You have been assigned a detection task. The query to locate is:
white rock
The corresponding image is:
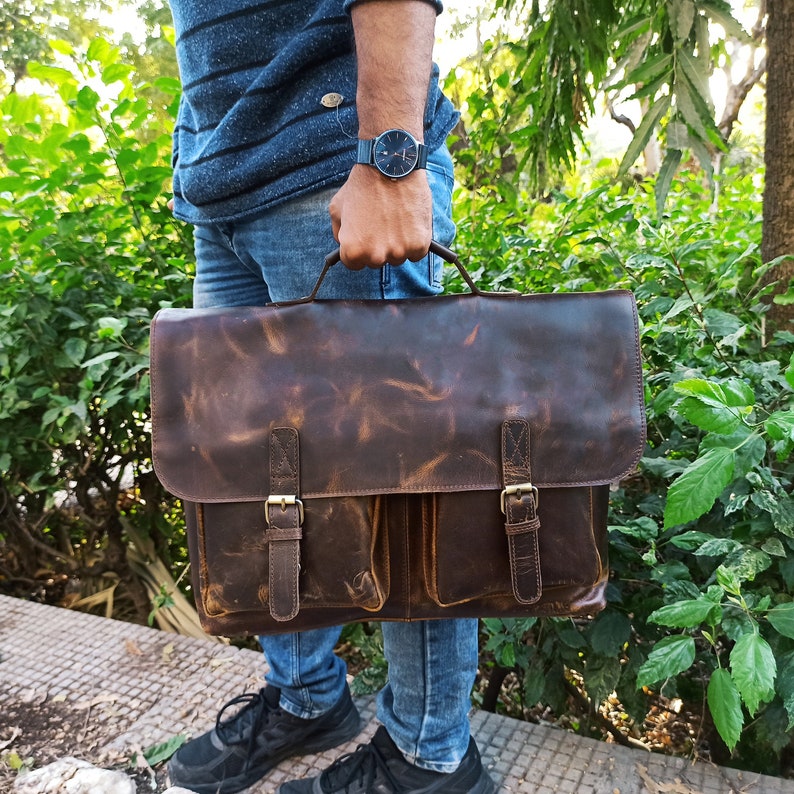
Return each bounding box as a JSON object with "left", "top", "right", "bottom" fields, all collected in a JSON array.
[
  {"left": 14, "top": 757, "right": 136, "bottom": 794},
  {"left": 162, "top": 789, "right": 198, "bottom": 794}
]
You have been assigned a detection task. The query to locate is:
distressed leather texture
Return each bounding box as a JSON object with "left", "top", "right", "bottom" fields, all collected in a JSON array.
[{"left": 150, "top": 279, "right": 645, "bottom": 636}]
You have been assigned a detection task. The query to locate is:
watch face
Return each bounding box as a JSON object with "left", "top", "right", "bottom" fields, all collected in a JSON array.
[{"left": 373, "top": 129, "right": 419, "bottom": 178}]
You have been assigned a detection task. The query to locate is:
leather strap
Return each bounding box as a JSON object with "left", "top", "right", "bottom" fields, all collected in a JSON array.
[
  {"left": 501, "top": 419, "right": 542, "bottom": 604},
  {"left": 266, "top": 427, "right": 303, "bottom": 621}
]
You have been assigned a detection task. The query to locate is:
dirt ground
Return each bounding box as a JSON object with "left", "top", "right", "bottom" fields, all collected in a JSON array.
[{"left": 1, "top": 690, "right": 170, "bottom": 792}]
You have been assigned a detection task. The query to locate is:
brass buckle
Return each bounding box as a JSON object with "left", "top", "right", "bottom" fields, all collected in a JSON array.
[
  {"left": 265, "top": 495, "right": 305, "bottom": 526},
  {"left": 500, "top": 482, "right": 539, "bottom": 514}
]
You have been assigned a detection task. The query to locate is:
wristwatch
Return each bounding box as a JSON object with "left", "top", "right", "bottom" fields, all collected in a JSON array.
[{"left": 356, "top": 129, "right": 428, "bottom": 179}]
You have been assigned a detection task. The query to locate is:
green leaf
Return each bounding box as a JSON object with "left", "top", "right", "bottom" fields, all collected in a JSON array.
[
  {"left": 618, "top": 93, "right": 672, "bottom": 176},
  {"left": 26, "top": 62, "right": 75, "bottom": 87},
  {"left": 716, "top": 565, "right": 742, "bottom": 596},
  {"left": 77, "top": 86, "right": 101, "bottom": 112},
  {"left": 87, "top": 38, "right": 116, "bottom": 68},
  {"left": 732, "top": 547, "right": 773, "bottom": 581},
  {"left": 50, "top": 40, "right": 75, "bottom": 56},
  {"left": 669, "top": 530, "right": 715, "bottom": 550},
  {"left": 669, "top": 0, "right": 696, "bottom": 44},
  {"left": 677, "top": 396, "right": 742, "bottom": 434},
  {"left": 102, "top": 63, "right": 134, "bottom": 86},
  {"left": 664, "top": 447, "right": 735, "bottom": 528},
  {"left": 674, "top": 377, "right": 754, "bottom": 411},
  {"left": 708, "top": 668, "right": 743, "bottom": 751},
  {"left": 654, "top": 148, "right": 682, "bottom": 216},
  {"left": 649, "top": 598, "right": 721, "bottom": 628},
  {"left": 720, "top": 378, "right": 755, "bottom": 407},
  {"left": 730, "top": 633, "right": 776, "bottom": 715},
  {"left": 584, "top": 655, "right": 622, "bottom": 706},
  {"left": 153, "top": 76, "right": 183, "bottom": 95},
  {"left": 636, "top": 635, "right": 696, "bottom": 688},
  {"left": 768, "top": 603, "right": 794, "bottom": 640},
  {"left": 587, "top": 610, "right": 632, "bottom": 656},
  {"left": 776, "top": 652, "right": 794, "bottom": 731},
  {"left": 765, "top": 410, "right": 794, "bottom": 443},
  {"left": 678, "top": 49, "right": 712, "bottom": 108},
  {"left": 760, "top": 537, "right": 786, "bottom": 558},
  {"left": 771, "top": 497, "right": 794, "bottom": 538},
  {"left": 694, "top": 538, "right": 742, "bottom": 557},
  {"left": 625, "top": 53, "right": 673, "bottom": 87},
  {"left": 64, "top": 338, "right": 87, "bottom": 366},
  {"left": 666, "top": 120, "right": 689, "bottom": 150},
  {"left": 785, "top": 352, "right": 794, "bottom": 390},
  {"left": 614, "top": 14, "right": 653, "bottom": 38},
  {"left": 701, "top": 428, "right": 765, "bottom": 479},
  {"left": 674, "top": 68, "right": 725, "bottom": 150},
  {"left": 700, "top": 0, "right": 749, "bottom": 39},
  {"left": 142, "top": 734, "right": 188, "bottom": 766},
  {"left": 97, "top": 316, "right": 128, "bottom": 338},
  {"left": 500, "top": 643, "right": 516, "bottom": 668},
  {"left": 82, "top": 351, "right": 120, "bottom": 368}
]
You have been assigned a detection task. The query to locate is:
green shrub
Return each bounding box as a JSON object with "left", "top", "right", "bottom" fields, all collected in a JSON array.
[
  {"left": 450, "top": 161, "right": 794, "bottom": 773},
  {"left": 0, "top": 39, "right": 192, "bottom": 620}
]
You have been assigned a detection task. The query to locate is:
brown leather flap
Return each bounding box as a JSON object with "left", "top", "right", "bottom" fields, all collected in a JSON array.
[{"left": 150, "top": 290, "right": 645, "bottom": 503}]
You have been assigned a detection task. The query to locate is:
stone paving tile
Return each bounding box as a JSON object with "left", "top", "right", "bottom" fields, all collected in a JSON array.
[{"left": 1, "top": 594, "right": 792, "bottom": 794}]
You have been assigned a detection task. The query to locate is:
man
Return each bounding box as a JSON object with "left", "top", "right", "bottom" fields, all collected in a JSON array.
[{"left": 164, "top": 1, "right": 495, "bottom": 792}]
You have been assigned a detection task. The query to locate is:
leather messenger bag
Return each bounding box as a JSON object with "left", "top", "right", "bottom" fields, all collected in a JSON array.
[{"left": 150, "top": 244, "right": 646, "bottom": 636}]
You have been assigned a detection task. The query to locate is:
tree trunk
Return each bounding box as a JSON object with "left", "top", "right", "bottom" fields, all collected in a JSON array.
[{"left": 761, "top": 0, "right": 794, "bottom": 335}]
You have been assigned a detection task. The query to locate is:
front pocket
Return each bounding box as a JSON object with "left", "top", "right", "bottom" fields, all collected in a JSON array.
[
  {"left": 193, "top": 495, "right": 389, "bottom": 618},
  {"left": 424, "top": 487, "right": 607, "bottom": 606}
]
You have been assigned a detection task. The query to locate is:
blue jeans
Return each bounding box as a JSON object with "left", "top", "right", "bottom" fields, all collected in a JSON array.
[{"left": 191, "top": 147, "right": 479, "bottom": 773}]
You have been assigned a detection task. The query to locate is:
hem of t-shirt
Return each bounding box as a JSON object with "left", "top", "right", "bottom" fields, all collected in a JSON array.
[
  {"left": 343, "top": 0, "right": 443, "bottom": 14},
  {"left": 173, "top": 133, "right": 457, "bottom": 228},
  {"left": 172, "top": 169, "right": 350, "bottom": 227}
]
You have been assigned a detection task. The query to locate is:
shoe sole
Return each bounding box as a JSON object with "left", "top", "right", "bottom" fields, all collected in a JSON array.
[
  {"left": 169, "top": 700, "right": 363, "bottom": 794},
  {"left": 413, "top": 766, "right": 499, "bottom": 794},
  {"left": 471, "top": 768, "right": 499, "bottom": 794},
  {"left": 276, "top": 740, "right": 500, "bottom": 794}
]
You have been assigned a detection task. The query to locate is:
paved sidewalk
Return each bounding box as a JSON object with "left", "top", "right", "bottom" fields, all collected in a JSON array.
[{"left": 1, "top": 594, "right": 791, "bottom": 794}]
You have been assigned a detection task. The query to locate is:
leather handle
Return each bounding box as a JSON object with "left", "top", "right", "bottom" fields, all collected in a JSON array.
[{"left": 281, "top": 241, "right": 486, "bottom": 305}]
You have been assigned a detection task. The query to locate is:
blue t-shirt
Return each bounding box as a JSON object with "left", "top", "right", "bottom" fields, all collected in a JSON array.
[{"left": 167, "top": 0, "right": 459, "bottom": 225}]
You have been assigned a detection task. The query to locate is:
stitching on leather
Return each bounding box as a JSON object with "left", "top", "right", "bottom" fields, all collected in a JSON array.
[
  {"left": 503, "top": 419, "right": 530, "bottom": 475},
  {"left": 509, "top": 530, "right": 541, "bottom": 604},
  {"left": 270, "top": 428, "right": 298, "bottom": 491},
  {"left": 288, "top": 541, "right": 299, "bottom": 619},
  {"left": 369, "top": 495, "right": 387, "bottom": 610},
  {"left": 196, "top": 503, "right": 221, "bottom": 617}
]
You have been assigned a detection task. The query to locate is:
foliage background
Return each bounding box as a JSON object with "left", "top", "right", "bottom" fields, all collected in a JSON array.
[{"left": 1, "top": 0, "right": 793, "bottom": 780}]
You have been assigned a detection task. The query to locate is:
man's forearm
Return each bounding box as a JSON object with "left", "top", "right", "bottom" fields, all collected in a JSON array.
[
  {"left": 331, "top": 0, "right": 440, "bottom": 269},
  {"left": 351, "top": 0, "right": 438, "bottom": 141}
]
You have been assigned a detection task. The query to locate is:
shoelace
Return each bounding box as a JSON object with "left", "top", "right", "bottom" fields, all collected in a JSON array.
[
  {"left": 215, "top": 689, "right": 273, "bottom": 770},
  {"left": 322, "top": 738, "right": 405, "bottom": 793}
]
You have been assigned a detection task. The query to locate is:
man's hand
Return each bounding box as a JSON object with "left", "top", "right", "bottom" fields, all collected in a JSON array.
[
  {"left": 330, "top": 165, "right": 433, "bottom": 270},
  {"left": 332, "top": 0, "right": 437, "bottom": 270}
]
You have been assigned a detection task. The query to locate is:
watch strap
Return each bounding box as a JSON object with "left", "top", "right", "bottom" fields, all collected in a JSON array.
[{"left": 356, "top": 137, "right": 374, "bottom": 166}]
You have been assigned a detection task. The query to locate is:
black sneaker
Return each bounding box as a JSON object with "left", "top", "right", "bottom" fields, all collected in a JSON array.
[
  {"left": 278, "top": 725, "right": 497, "bottom": 793},
  {"left": 167, "top": 685, "right": 362, "bottom": 794}
]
